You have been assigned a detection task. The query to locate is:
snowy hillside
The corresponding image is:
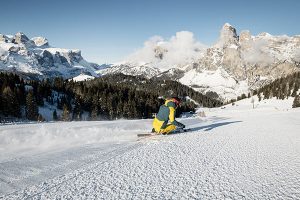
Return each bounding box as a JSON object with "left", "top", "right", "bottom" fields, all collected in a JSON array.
[
  {"left": 0, "top": 32, "right": 100, "bottom": 79},
  {"left": 179, "top": 68, "right": 249, "bottom": 100},
  {"left": 1, "top": 98, "right": 300, "bottom": 199}
]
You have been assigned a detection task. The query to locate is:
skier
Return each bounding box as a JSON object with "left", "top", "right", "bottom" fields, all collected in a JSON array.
[{"left": 152, "top": 97, "right": 185, "bottom": 134}]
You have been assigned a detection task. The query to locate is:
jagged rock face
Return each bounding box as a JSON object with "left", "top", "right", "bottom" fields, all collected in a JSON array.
[
  {"left": 239, "top": 30, "right": 252, "bottom": 48},
  {"left": 31, "top": 37, "right": 49, "bottom": 47},
  {"left": 68, "top": 50, "right": 83, "bottom": 63},
  {"left": 8, "top": 46, "right": 21, "bottom": 53},
  {"left": 0, "top": 32, "right": 99, "bottom": 79},
  {"left": 37, "top": 50, "right": 54, "bottom": 67},
  {"left": 53, "top": 52, "right": 69, "bottom": 66},
  {"left": 197, "top": 24, "right": 245, "bottom": 79},
  {"left": 0, "top": 34, "right": 8, "bottom": 42},
  {"left": 223, "top": 47, "right": 244, "bottom": 78},
  {"left": 195, "top": 23, "right": 300, "bottom": 83},
  {"left": 14, "top": 32, "right": 30, "bottom": 44},
  {"left": 218, "top": 23, "right": 239, "bottom": 47},
  {"left": 239, "top": 30, "right": 251, "bottom": 43}
]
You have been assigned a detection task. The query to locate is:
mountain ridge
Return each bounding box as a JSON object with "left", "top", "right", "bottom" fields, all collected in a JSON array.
[
  {"left": 0, "top": 32, "right": 101, "bottom": 79},
  {"left": 99, "top": 23, "right": 300, "bottom": 100}
]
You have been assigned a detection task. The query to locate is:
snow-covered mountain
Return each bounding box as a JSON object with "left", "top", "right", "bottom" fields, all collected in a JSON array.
[
  {"left": 98, "top": 23, "right": 300, "bottom": 100},
  {"left": 0, "top": 32, "right": 101, "bottom": 79}
]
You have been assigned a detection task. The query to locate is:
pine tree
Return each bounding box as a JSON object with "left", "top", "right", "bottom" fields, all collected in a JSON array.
[
  {"left": 292, "top": 95, "right": 300, "bottom": 108},
  {"left": 26, "top": 90, "right": 39, "bottom": 120},
  {"left": 90, "top": 95, "right": 99, "bottom": 120},
  {"left": 62, "top": 104, "right": 70, "bottom": 121},
  {"left": 292, "top": 83, "right": 299, "bottom": 97},
  {"left": 241, "top": 93, "right": 247, "bottom": 99},
  {"left": 284, "top": 82, "right": 290, "bottom": 99},
  {"left": 72, "top": 96, "right": 82, "bottom": 121},
  {"left": 91, "top": 105, "right": 98, "bottom": 120},
  {"left": 1, "top": 86, "right": 21, "bottom": 117},
  {"left": 37, "top": 114, "right": 45, "bottom": 122},
  {"left": 258, "top": 93, "right": 262, "bottom": 101},
  {"left": 53, "top": 109, "right": 58, "bottom": 121}
]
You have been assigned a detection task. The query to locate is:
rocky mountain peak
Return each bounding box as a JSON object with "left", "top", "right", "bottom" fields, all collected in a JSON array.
[
  {"left": 31, "top": 37, "right": 49, "bottom": 47},
  {"left": 239, "top": 30, "right": 252, "bottom": 42},
  {"left": 14, "top": 32, "right": 30, "bottom": 44},
  {"left": 103, "top": 23, "right": 300, "bottom": 100},
  {"left": 0, "top": 32, "right": 99, "bottom": 79},
  {"left": 217, "top": 23, "right": 239, "bottom": 47},
  {"left": 154, "top": 46, "right": 167, "bottom": 60},
  {"left": 0, "top": 34, "right": 8, "bottom": 42}
]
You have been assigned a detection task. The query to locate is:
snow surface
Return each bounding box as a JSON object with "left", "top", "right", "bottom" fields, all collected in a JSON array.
[
  {"left": 179, "top": 68, "right": 249, "bottom": 100},
  {"left": 0, "top": 98, "right": 300, "bottom": 199},
  {"left": 71, "top": 74, "right": 95, "bottom": 82}
]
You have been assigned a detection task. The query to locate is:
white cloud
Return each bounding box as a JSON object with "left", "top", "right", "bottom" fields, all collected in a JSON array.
[
  {"left": 293, "top": 48, "right": 300, "bottom": 62},
  {"left": 242, "top": 38, "right": 275, "bottom": 66},
  {"left": 125, "top": 31, "right": 206, "bottom": 70}
]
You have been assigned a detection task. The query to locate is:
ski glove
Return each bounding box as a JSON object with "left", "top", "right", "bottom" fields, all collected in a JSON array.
[{"left": 172, "top": 120, "right": 185, "bottom": 128}]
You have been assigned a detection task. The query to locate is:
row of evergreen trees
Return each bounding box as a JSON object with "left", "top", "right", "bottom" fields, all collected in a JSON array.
[
  {"left": 257, "top": 72, "right": 300, "bottom": 100},
  {"left": 0, "top": 73, "right": 42, "bottom": 121},
  {"left": 257, "top": 71, "right": 300, "bottom": 108},
  {"left": 53, "top": 73, "right": 222, "bottom": 120},
  {"left": 92, "top": 74, "right": 223, "bottom": 108},
  {"left": 0, "top": 72, "right": 223, "bottom": 122},
  {"left": 229, "top": 71, "right": 300, "bottom": 108}
]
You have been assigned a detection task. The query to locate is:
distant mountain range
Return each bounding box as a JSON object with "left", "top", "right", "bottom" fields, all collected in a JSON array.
[
  {"left": 99, "top": 23, "right": 300, "bottom": 100},
  {"left": 1, "top": 23, "right": 300, "bottom": 100},
  {"left": 0, "top": 32, "right": 110, "bottom": 80}
]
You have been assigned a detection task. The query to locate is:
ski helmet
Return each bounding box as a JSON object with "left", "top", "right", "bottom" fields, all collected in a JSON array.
[{"left": 172, "top": 97, "right": 181, "bottom": 106}]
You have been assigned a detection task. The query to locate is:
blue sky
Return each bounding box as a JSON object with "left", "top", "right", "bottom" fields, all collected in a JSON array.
[{"left": 1, "top": 0, "right": 300, "bottom": 64}]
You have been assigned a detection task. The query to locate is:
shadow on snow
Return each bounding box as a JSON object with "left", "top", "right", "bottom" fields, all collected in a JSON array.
[{"left": 189, "top": 121, "right": 242, "bottom": 132}]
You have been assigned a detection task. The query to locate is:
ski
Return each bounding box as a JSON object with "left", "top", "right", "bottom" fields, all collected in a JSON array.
[
  {"left": 137, "top": 133, "right": 156, "bottom": 137},
  {"left": 137, "top": 128, "right": 192, "bottom": 137},
  {"left": 169, "top": 128, "right": 192, "bottom": 134}
]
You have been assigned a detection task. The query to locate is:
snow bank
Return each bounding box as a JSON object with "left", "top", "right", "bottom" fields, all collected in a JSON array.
[{"left": 0, "top": 120, "right": 151, "bottom": 159}]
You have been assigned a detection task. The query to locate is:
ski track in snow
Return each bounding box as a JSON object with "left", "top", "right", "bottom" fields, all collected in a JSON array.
[{"left": 1, "top": 102, "right": 300, "bottom": 199}]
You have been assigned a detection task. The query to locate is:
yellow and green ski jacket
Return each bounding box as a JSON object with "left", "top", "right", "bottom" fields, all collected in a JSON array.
[{"left": 155, "top": 99, "right": 184, "bottom": 129}]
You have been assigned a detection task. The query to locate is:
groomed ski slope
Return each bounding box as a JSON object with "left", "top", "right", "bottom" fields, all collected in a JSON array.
[{"left": 1, "top": 97, "right": 300, "bottom": 199}]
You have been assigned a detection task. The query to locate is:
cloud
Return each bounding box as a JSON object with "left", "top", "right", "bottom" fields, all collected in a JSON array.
[
  {"left": 293, "top": 48, "right": 300, "bottom": 62},
  {"left": 242, "top": 38, "right": 275, "bottom": 66},
  {"left": 125, "top": 31, "right": 206, "bottom": 70}
]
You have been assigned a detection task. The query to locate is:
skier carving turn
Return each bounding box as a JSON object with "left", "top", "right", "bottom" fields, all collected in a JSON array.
[{"left": 152, "top": 97, "right": 186, "bottom": 135}]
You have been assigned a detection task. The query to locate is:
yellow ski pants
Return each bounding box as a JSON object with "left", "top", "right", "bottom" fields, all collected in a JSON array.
[{"left": 152, "top": 118, "right": 176, "bottom": 134}]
